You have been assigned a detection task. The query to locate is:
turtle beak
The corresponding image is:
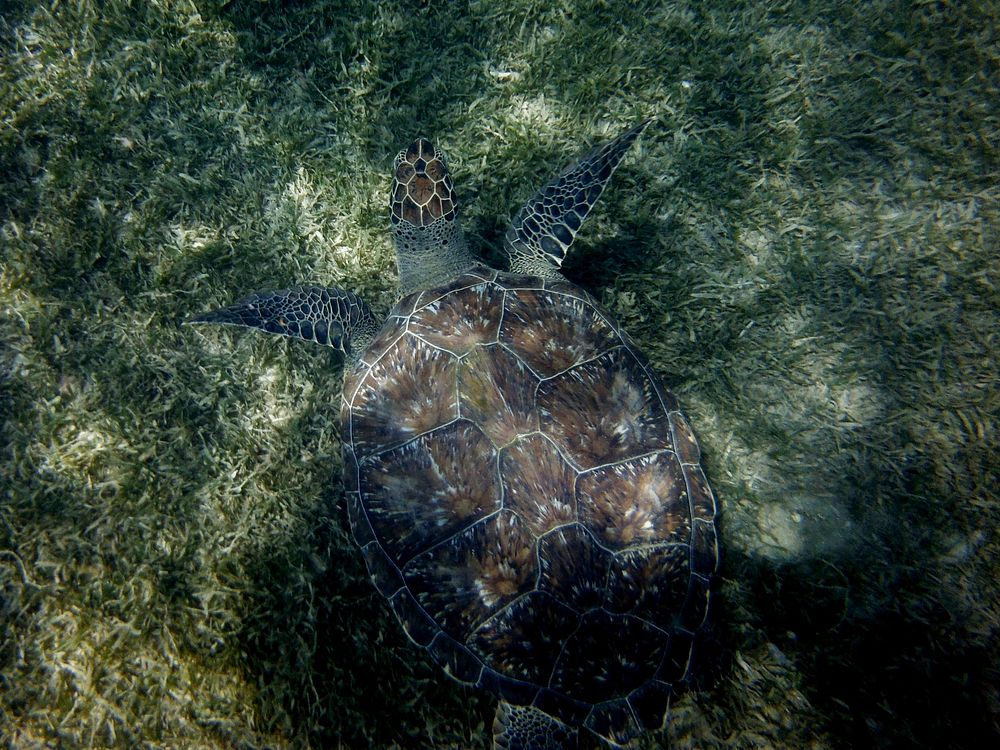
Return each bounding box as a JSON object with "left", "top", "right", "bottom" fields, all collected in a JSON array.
[
  {"left": 392, "top": 137, "right": 435, "bottom": 171},
  {"left": 405, "top": 137, "right": 436, "bottom": 163}
]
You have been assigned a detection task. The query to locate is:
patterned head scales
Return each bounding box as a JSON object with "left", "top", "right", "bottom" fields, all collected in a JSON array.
[{"left": 391, "top": 138, "right": 457, "bottom": 230}]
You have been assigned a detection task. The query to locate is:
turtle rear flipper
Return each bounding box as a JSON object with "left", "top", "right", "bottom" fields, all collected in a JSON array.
[
  {"left": 493, "top": 701, "right": 579, "bottom": 750},
  {"left": 504, "top": 119, "right": 652, "bottom": 278},
  {"left": 187, "top": 286, "right": 379, "bottom": 361}
]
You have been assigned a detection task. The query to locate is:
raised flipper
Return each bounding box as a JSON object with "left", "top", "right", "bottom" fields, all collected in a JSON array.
[
  {"left": 493, "top": 701, "right": 578, "bottom": 750},
  {"left": 187, "top": 286, "right": 380, "bottom": 361},
  {"left": 504, "top": 119, "right": 652, "bottom": 278}
]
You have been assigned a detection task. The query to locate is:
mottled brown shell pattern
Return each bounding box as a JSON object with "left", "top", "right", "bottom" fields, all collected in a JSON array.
[{"left": 341, "top": 264, "right": 718, "bottom": 740}]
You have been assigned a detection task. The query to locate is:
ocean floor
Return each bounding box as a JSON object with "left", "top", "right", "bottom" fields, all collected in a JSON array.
[{"left": 2, "top": 1, "right": 998, "bottom": 747}]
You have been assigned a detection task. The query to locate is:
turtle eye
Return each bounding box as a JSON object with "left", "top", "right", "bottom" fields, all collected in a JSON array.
[
  {"left": 425, "top": 158, "right": 446, "bottom": 181},
  {"left": 396, "top": 162, "right": 416, "bottom": 183}
]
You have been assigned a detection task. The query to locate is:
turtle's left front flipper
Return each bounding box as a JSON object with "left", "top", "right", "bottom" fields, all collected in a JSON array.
[
  {"left": 188, "top": 286, "right": 379, "bottom": 360},
  {"left": 504, "top": 118, "right": 652, "bottom": 278},
  {"left": 493, "top": 702, "right": 578, "bottom": 750}
]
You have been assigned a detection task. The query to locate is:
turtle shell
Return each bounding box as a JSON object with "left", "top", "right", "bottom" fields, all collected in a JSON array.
[{"left": 341, "top": 264, "right": 718, "bottom": 743}]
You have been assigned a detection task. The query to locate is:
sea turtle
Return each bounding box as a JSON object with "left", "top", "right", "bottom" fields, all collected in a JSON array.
[{"left": 190, "top": 121, "right": 719, "bottom": 749}]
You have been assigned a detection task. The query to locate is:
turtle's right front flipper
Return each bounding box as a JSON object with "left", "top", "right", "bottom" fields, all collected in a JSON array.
[
  {"left": 188, "top": 286, "right": 379, "bottom": 360},
  {"left": 504, "top": 119, "right": 652, "bottom": 278}
]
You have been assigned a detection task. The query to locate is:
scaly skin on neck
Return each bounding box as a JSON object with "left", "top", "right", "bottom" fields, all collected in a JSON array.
[{"left": 394, "top": 218, "right": 479, "bottom": 295}]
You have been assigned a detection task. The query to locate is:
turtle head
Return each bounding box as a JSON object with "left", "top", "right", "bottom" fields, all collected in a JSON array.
[
  {"left": 390, "top": 138, "right": 458, "bottom": 228},
  {"left": 389, "top": 137, "right": 476, "bottom": 294}
]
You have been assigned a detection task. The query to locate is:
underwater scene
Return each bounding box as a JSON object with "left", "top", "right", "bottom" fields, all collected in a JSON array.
[{"left": 1, "top": 0, "right": 997, "bottom": 747}]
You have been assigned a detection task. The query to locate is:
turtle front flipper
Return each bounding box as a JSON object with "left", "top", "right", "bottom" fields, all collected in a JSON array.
[
  {"left": 504, "top": 119, "right": 652, "bottom": 278},
  {"left": 187, "top": 286, "right": 379, "bottom": 361},
  {"left": 493, "top": 702, "right": 578, "bottom": 750}
]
